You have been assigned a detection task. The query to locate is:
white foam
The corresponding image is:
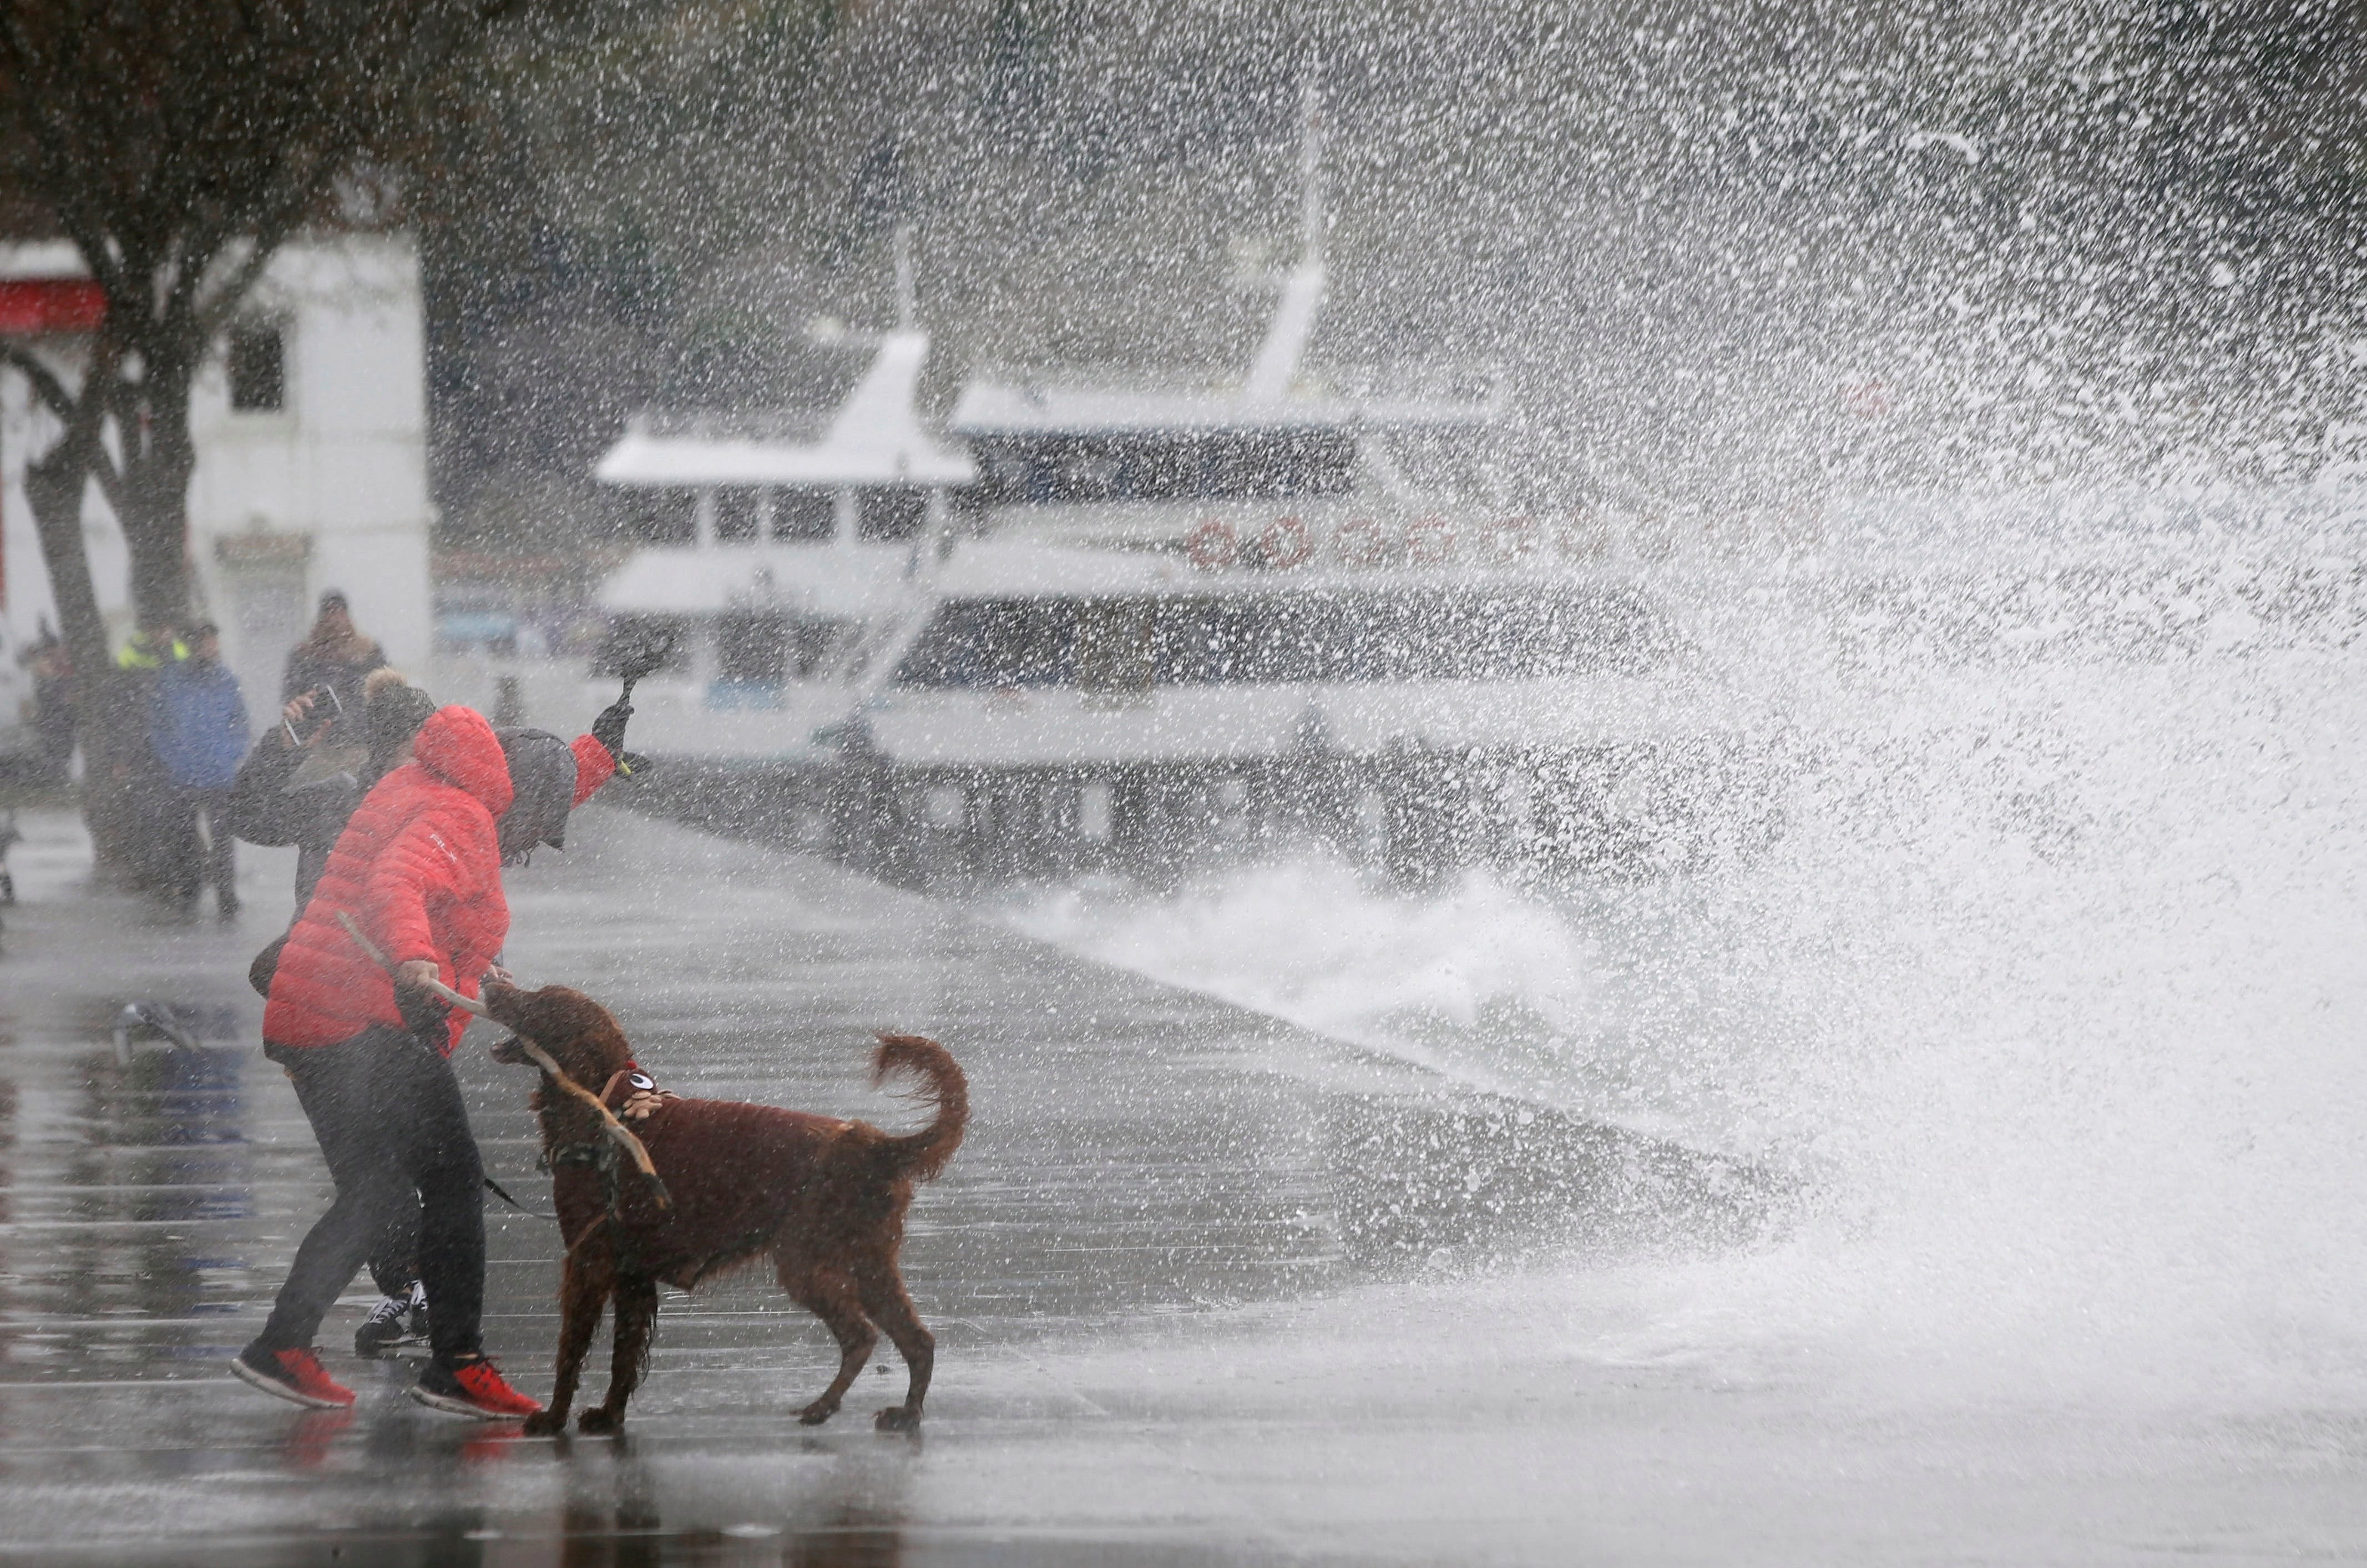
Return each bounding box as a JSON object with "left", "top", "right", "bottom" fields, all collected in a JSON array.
[
  {"left": 1002, "top": 492, "right": 2367, "bottom": 1411},
  {"left": 1007, "top": 856, "right": 1612, "bottom": 1107}
]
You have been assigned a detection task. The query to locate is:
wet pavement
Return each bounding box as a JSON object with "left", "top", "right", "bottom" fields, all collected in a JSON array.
[
  {"left": 0, "top": 805, "right": 1767, "bottom": 1566},
  {"left": 7, "top": 806, "right": 2358, "bottom": 1566}
]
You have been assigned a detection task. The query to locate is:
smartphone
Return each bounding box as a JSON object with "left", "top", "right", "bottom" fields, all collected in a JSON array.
[{"left": 281, "top": 684, "right": 348, "bottom": 746}]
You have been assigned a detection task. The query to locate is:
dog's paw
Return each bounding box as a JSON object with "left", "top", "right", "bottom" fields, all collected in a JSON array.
[
  {"left": 873, "top": 1406, "right": 920, "bottom": 1434},
  {"left": 576, "top": 1407, "right": 621, "bottom": 1435},
  {"left": 797, "top": 1400, "right": 838, "bottom": 1426},
  {"left": 522, "top": 1409, "right": 567, "bottom": 1438}
]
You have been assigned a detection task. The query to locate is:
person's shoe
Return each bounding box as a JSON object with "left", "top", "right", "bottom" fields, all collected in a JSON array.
[
  {"left": 409, "top": 1356, "right": 542, "bottom": 1421},
  {"left": 231, "top": 1343, "right": 355, "bottom": 1410},
  {"left": 354, "top": 1282, "right": 429, "bottom": 1357}
]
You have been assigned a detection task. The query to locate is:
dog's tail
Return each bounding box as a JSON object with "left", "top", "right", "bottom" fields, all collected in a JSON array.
[{"left": 870, "top": 1034, "right": 968, "bottom": 1183}]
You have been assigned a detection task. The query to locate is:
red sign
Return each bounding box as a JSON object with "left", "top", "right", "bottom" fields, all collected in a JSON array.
[
  {"left": 1258, "top": 515, "right": 1313, "bottom": 570},
  {"left": 1186, "top": 518, "right": 1238, "bottom": 570},
  {"left": 0, "top": 278, "right": 105, "bottom": 335}
]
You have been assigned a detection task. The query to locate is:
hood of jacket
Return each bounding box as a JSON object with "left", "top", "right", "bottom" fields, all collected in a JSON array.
[
  {"left": 412, "top": 705, "right": 514, "bottom": 818},
  {"left": 496, "top": 727, "right": 578, "bottom": 858}
]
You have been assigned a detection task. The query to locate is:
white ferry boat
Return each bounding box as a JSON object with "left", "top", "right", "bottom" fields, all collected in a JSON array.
[{"left": 538, "top": 147, "right": 1770, "bottom": 885}]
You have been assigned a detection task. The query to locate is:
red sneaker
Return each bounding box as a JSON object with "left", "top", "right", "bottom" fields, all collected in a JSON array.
[
  {"left": 231, "top": 1344, "right": 356, "bottom": 1410},
  {"left": 409, "top": 1356, "right": 543, "bottom": 1420}
]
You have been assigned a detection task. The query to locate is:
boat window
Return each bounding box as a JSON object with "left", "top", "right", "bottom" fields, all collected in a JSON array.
[
  {"left": 893, "top": 599, "right": 1080, "bottom": 687},
  {"left": 717, "top": 611, "right": 793, "bottom": 687},
  {"left": 859, "top": 489, "right": 929, "bottom": 539},
  {"left": 774, "top": 489, "right": 836, "bottom": 540},
  {"left": 894, "top": 589, "right": 1671, "bottom": 688},
  {"left": 1374, "top": 427, "right": 1492, "bottom": 500},
  {"left": 1075, "top": 598, "right": 1156, "bottom": 692},
  {"left": 620, "top": 489, "right": 699, "bottom": 543},
  {"left": 715, "top": 488, "right": 762, "bottom": 542},
  {"left": 970, "top": 432, "right": 1358, "bottom": 505}
]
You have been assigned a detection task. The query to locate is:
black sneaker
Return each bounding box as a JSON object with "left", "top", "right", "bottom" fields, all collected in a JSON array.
[{"left": 354, "top": 1282, "right": 429, "bottom": 1357}]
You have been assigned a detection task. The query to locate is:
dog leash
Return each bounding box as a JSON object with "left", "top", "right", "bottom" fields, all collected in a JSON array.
[{"left": 483, "top": 1175, "right": 556, "bottom": 1221}]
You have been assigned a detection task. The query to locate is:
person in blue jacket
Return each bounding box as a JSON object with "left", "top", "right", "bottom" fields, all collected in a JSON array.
[{"left": 150, "top": 622, "right": 251, "bottom": 918}]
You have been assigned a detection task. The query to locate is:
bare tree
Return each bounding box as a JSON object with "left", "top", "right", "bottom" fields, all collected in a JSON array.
[{"left": 0, "top": 0, "right": 524, "bottom": 877}]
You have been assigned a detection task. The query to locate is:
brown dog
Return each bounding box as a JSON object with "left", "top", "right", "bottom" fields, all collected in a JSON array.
[{"left": 476, "top": 980, "right": 967, "bottom": 1437}]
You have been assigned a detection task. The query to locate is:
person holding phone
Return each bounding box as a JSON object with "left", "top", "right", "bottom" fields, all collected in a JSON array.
[
  {"left": 221, "top": 668, "right": 437, "bottom": 916},
  {"left": 281, "top": 590, "right": 387, "bottom": 714}
]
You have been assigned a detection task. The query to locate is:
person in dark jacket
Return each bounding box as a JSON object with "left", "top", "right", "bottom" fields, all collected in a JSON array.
[
  {"left": 280, "top": 590, "right": 387, "bottom": 712},
  {"left": 24, "top": 630, "right": 75, "bottom": 785},
  {"left": 231, "top": 700, "right": 633, "bottom": 1417},
  {"left": 222, "top": 667, "right": 438, "bottom": 919},
  {"left": 114, "top": 617, "right": 188, "bottom": 895},
  {"left": 149, "top": 624, "right": 250, "bottom": 918}
]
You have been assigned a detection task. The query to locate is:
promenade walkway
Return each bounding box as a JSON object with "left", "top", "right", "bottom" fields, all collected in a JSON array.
[
  {"left": 0, "top": 805, "right": 1746, "bottom": 1566},
  {"left": 13, "top": 806, "right": 2328, "bottom": 1566}
]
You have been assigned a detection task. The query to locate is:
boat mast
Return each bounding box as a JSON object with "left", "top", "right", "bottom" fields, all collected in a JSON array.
[
  {"left": 892, "top": 222, "right": 917, "bottom": 333},
  {"left": 1243, "top": 63, "right": 1326, "bottom": 403}
]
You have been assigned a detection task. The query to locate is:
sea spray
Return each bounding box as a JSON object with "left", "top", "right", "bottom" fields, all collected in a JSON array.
[
  {"left": 1006, "top": 488, "right": 2367, "bottom": 1409},
  {"left": 1007, "top": 857, "right": 1609, "bottom": 1106}
]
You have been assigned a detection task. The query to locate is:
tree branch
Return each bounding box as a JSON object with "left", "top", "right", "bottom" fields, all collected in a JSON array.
[
  {"left": 0, "top": 333, "right": 119, "bottom": 515},
  {"left": 0, "top": 9, "right": 134, "bottom": 304},
  {"left": 0, "top": 338, "right": 77, "bottom": 423}
]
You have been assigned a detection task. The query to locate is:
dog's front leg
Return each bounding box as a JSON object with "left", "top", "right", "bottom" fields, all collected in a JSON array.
[
  {"left": 579, "top": 1275, "right": 656, "bottom": 1435},
  {"left": 525, "top": 1232, "right": 614, "bottom": 1437}
]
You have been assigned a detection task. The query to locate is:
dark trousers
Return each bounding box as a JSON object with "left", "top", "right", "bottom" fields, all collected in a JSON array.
[
  {"left": 365, "top": 1210, "right": 421, "bottom": 1299},
  {"left": 162, "top": 785, "right": 236, "bottom": 908},
  {"left": 256, "top": 1027, "right": 484, "bottom": 1363}
]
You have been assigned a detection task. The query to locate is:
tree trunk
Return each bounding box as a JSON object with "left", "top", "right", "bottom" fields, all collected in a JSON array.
[
  {"left": 124, "top": 357, "right": 198, "bottom": 628},
  {"left": 21, "top": 400, "right": 156, "bottom": 888}
]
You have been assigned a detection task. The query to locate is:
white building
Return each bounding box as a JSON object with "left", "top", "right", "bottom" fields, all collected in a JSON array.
[{"left": 0, "top": 233, "right": 433, "bottom": 738}]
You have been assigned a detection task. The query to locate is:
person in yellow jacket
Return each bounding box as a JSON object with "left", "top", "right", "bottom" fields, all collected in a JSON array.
[{"left": 115, "top": 620, "right": 188, "bottom": 671}]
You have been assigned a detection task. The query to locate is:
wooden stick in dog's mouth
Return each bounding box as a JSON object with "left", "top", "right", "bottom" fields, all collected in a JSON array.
[
  {"left": 417, "top": 976, "right": 492, "bottom": 1017},
  {"left": 509, "top": 1035, "right": 668, "bottom": 1194},
  {"left": 335, "top": 911, "right": 493, "bottom": 1017},
  {"left": 334, "top": 911, "right": 666, "bottom": 1201}
]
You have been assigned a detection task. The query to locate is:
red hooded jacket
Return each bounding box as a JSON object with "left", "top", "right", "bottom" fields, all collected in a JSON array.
[{"left": 262, "top": 707, "right": 616, "bottom": 1056}]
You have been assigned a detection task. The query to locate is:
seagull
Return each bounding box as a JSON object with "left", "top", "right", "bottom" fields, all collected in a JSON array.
[{"left": 113, "top": 1002, "right": 202, "bottom": 1065}]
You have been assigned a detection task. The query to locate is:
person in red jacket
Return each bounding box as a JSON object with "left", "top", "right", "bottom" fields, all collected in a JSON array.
[{"left": 231, "top": 703, "right": 620, "bottom": 1418}]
